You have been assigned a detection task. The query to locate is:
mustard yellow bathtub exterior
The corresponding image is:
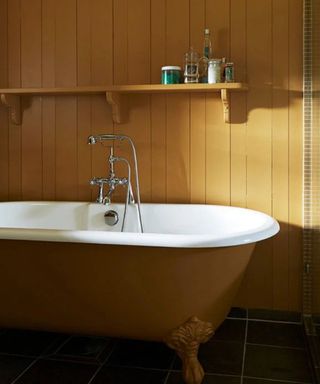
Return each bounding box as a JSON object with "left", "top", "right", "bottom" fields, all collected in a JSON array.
[{"left": 0, "top": 239, "right": 254, "bottom": 340}]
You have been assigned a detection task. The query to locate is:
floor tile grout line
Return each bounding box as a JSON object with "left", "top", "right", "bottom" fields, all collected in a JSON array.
[
  {"left": 10, "top": 358, "right": 39, "bottom": 384},
  {"left": 168, "top": 367, "right": 242, "bottom": 378},
  {"left": 204, "top": 372, "right": 242, "bottom": 378},
  {"left": 47, "top": 335, "right": 73, "bottom": 356},
  {"left": 242, "top": 375, "right": 312, "bottom": 384},
  {"left": 0, "top": 351, "right": 107, "bottom": 366},
  {"left": 302, "top": 329, "right": 319, "bottom": 382},
  {"left": 96, "top": 339, "right": 114, "bottom": 361},
  {"left": 163, "top": 351, "right": 178, "bottom": 384},
  {"left": 37, "top": 355, "right": 102, "bottom": 366},
  {"left": 164, "top": 369, "right": 244, "bottom": 383},
  {"left": 247, "top": 318, "right": 302, "bottom": 325},
  {"left": 86, "top": 341, "right": 118, "bottom": 384},
  {"left": 105, "top": 363, "right": 172, "bottom": 373},
  {"left": 245, "top": 342, "right": 306, "bottom": 350},
  {"left": 9, "top": 336, "right": 60, "bottom": 384},
  {"left": 226, "top": 316, "right": 247, "bottom": 321},
  {"left": 162, "top": 370, "right": 171, "bottom": 384},
  {"left": 0, "top": 351, "right": 39, "bottom": 359},
  {"left": 227, "top": 316, "right": 302, "bottom": 325},
  {"left": 240, "top": 317, "right": 248, "bottom": 384},
  {"left": 43, "top": 334, "right": 113, "bottom": 362}
]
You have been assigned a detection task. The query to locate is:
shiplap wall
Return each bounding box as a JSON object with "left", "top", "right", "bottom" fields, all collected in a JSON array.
[{"left": 0, "top": 0, "right": 303, "bottom": 310}]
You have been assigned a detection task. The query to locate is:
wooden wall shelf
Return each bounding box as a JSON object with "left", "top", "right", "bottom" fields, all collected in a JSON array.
[{"left": 0, "top": 83, "right": 248, "bottom": 125}]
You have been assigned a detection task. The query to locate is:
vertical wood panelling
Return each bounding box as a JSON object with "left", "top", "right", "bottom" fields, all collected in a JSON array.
[
  {"left": 126, "top": 0, "right": 151, "bottom": 202},
  {"left": 0, "top": 0, "right": 8, "bottom": 201},
  {"left": 190, "top": 93, "right": 206, "bottom": 203},
  {"left": 113, "top": 0, "right": 129, "bottom": 202},
  {"left": 205, "top": 0, "right": 231, "bottom": 205},
  {"left": 127, "top": 0, "right": 150, "bottom": 86},
  {"left": 7, "top": 0, "right": 20, "bottom": 88},
  {"left": 91, "top": 1, "right": 113, "bottom": 87},
  {"left": 150, "top": 0, "right": 166, "bottom": 202},
  {"left": 230, "top": 0, "right": 248, "bottom": 307},
  {"left": 42, "top": 0, "right": 56, "bottom": 200},
  {"left": 0, "top": 0, "right": 304, "bottom": 310},
  {"left": 246, "top": 0, "right": 272, "bottom": 214},
  {"left": 55, "top": 0, "right": 78, "bottom": 200},
  {"left": 272, "top": 0, "right": 290, "bottom": 309},
  {"left": 77, "top": 0, "right": 92, "bottom": 202},
  {"left": 7, "top": 0, "right": 21, "bottom": 201},
  {"left": 90, "top": 0, "right": 113, "bottom": 201},
  {"left": 21, "top": 0, "right": 42, "bottom": 200},
  {"left": 21, "top": 0, "right": 42, "bottom": 86},
  {"left": 241, "top": 0, "right": 273, "bottom": 308},
  {"left": 0, "top": 0, "right": 8, "bottom": 88},
  {"left": 114, "top": 0, "right": 128, "bottom": 86},
  {"left": 113, "top": 0, "right": 152, "bottom": 202},
  {"left": 166, "top": 0, "right": 190, "bottom": 203},
  {"left": 230, "top": 0, "right": 247, "bottom": 208},
  {"left": 190, "top": 0, "right": 206, "bottom": 204}
]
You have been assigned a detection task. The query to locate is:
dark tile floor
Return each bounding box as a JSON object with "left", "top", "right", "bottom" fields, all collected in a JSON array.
[{"left": 0, "top": 308, "right": 314, "bottom": 384}]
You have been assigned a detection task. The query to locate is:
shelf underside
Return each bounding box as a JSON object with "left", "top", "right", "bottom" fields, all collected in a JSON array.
[
  {"left": 0, "top": 83, "right": 248, "bottom": 124},
  {"left": 0, "top": 83, "right": 247, "bottom": 95}
]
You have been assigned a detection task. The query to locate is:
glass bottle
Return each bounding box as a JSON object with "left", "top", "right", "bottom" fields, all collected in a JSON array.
[
  {"left": 203, "top": 28, "right": 213, "bottom": 59},
  {"left": 201, "top": 28, "right": 213, "bottom": 83}
]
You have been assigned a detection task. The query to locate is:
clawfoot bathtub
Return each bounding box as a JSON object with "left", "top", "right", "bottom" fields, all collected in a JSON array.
[{"left": 0, "top": 201, "right": 279, "bottom": 384}]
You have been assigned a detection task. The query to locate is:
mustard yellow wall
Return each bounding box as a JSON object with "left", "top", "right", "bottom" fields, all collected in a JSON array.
[{"left": 0, "top": 0, "right": 303, "bottom": 310}]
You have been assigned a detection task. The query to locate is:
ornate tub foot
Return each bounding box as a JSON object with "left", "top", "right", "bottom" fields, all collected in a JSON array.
[{"left": 165, "top": 316, "right": 215, "bottom": 384}]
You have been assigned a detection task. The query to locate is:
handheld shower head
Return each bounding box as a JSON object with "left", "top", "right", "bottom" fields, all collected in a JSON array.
[{"left": 87, "top": 134, "right": 125, "bottom": 145}]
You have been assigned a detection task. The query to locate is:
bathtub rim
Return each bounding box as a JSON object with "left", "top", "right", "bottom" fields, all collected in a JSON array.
[{"left": 0, "top": 201, "right": 280, "bottom": 248}]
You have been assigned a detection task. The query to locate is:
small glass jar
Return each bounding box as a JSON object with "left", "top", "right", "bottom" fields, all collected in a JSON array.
[
  {"left": 184, "top": 48, "right": 199, "bottom": 83},
  {"left": 225, "top": 62, "right": 234, "bottom": 82},
  {"left": 208, "top": 59, "right": 222, "bottom": 84},
  {"left": 161, "top": 66, "right": 182, "bottom": 84}
]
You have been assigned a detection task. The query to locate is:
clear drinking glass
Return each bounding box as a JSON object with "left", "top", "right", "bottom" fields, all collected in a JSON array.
[{"left": 184, "top": 47, "right": 199, "bottom": 83}]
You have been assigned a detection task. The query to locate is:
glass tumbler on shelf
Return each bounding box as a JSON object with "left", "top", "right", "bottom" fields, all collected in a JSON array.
[
  {"left": 184, "top": 47, "right": 199, "bottom": 83},
  {"left": 208, "top": 59, "right": 222, "bottom": 84}
]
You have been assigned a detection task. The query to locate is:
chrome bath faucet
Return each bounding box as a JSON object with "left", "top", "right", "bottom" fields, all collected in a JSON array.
[
  {"left": 87, "top": 133, "right": 143, "bottom": 233},
  {"left": 89, "top": 147, "right": 128, "bottom": 205}
]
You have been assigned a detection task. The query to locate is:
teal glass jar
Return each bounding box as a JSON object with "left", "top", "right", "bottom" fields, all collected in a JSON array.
[{"left": 161, "top": 66, "right": 181, "bottom": 84}]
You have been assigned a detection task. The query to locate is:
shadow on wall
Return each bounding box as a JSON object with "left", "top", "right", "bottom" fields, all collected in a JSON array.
[
  {"left": 234, "top": 221, "right": 302, "bottom": 312},
  {"left": 230, "top": 88, "right": 302, "bottom": 125},
  {"left": 0, "top": 86, "right": 303, "bottom": 127}
]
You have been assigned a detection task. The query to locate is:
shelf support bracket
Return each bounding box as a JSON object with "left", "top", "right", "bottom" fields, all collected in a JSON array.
[
  {"left": 221, "top": 89, "right": 230, "bottom": 123},
  {"left": 0, "top": 93, "right": 21, "bottom": 125},
  {"left": 106, "top": 92, "right": 127, "bottom": 124}
]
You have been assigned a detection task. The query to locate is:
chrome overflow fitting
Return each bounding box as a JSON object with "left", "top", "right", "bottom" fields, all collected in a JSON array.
[{"left": 104, "top": 210, "right": 119, "bottom": 226}]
